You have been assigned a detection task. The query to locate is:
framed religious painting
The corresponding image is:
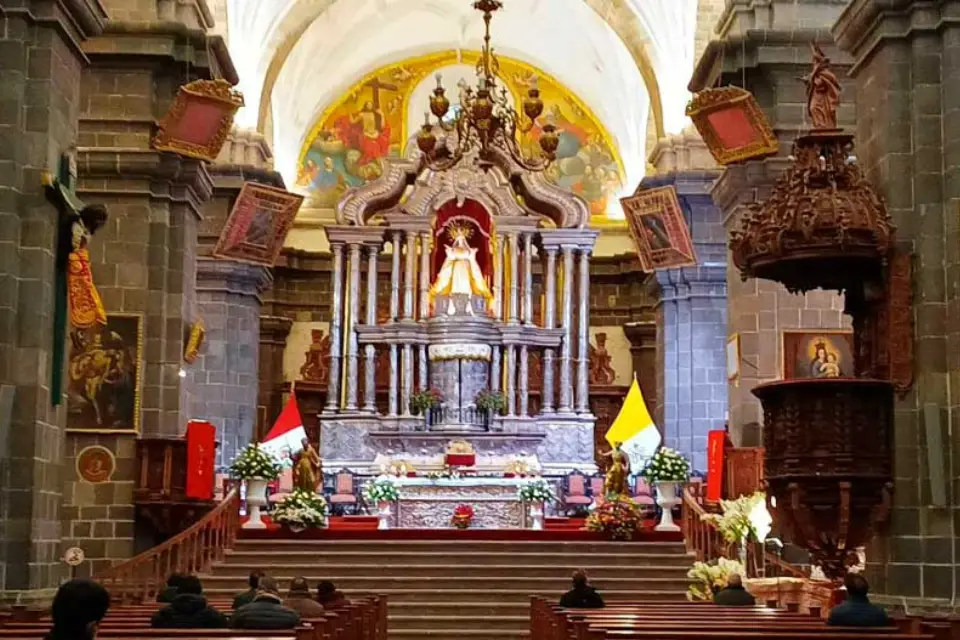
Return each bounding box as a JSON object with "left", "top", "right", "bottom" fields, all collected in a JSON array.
[
  {"left": 152, "top": 79, "right": 244, "bottom": 162},
  {"left": 66, "top": 313, "right": 143, "bottom": 434},
  {"left": 621, "top": 185, "right": 697, "bottom": 272},
  {"left": 781, "top": 330, "right": 854, "bottom": 380},
  {"left": 686, "top": 86, "right": 779, "bottom": 165},
  {"left": 213, "top": 182, "right": 304, "bottom": 266}
]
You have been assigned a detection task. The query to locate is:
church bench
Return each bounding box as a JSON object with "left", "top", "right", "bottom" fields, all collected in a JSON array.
[{"left": 591, "top": 633, "right": 929, "bottom": 640}]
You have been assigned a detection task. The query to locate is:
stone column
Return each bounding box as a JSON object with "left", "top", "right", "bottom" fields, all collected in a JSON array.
[
  {"left": 387, "top": 345, "right": 399, "bottom": 417},
  {"left": 519, "top": 345, "right": 529, "bottom": 417},
  {"left": 542, "top": 246, "right": 559, "bottom": 414},
  {"left": 558, "top": 246, "right": 575, "bottom": 413},
  {"left": 490, "top": 347, "right": 502, "bottom": 393},
  {"left": 575, "top": 248, "right": 592, "bottom": 414},
  {"left": 325, "top": 243, "right": 345, "bottom": 412},
  {"left": 507, "top": 233, "right": 520, "bottom": 324},
  {"left": 390, "top": 231, "right": 402, "bottom": 320},
  {"left": 401, "top": 344, "right": 413, "bottom": 417},
  {"left": 344, "top": 243, "right": 362, "bottom": 411},
  {"left": 505, "top": 345, "right": 517, "bottom": 416},
  {"left": 623, "top": 322, "right": 658, "bottom": 424},
  {"left": 418, "top": 232, "right": 431, "bottom": 320},
  {"left": 494, "top": 234, "right": 505, "bottom": 320},
  {"left": 258, "top": 316, "right": 293, "bottom": 439},
  {"left": 363, "top": 244, "right": 379, "bottom": 413},
  {"left": 403, "top": 232, "right": 416, "bottom": 320},
  {"left": 522, "top": 233, "right": 534, "bottom": 324}
]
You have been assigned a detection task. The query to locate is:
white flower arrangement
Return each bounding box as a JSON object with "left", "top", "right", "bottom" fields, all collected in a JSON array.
[
  {"left": 273, "top": 489, "right": 328, "bottom": 528},
  {"left": 229, "top": 443, "right": 282, "bottom": 481},
  {"left": 686, "top": 557, "right": 745, "bottom": 601},
  {"left": 640, "top": 447, "right": 691, "bottom": 483},
  {"left": 363, "top": 476, "right": 400, "bottom": 503},
  {"left": 518, "top": 477, "right": 555, "bottom": 503}
]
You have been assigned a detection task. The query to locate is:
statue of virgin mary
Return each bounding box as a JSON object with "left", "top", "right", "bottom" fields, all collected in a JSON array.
[{"left": 428, "top": 223, "right": 492, "bottom": 315}]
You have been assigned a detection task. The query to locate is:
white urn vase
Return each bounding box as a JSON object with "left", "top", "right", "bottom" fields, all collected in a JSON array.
[
  {"left": 377, "top": 501, "right": 393, "bottom": 530},
  {"left": 654, "top": 481, "right": 681, "bottom": 532},
  {"left": 528, "top": 502, "right": 544, "bottom": 531},
  {"left": 243, "top": 478, "right": 269, "bottom": 530}
]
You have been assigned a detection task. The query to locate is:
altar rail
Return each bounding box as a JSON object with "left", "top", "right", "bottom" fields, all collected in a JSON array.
[
  {"left": 681, "top": 486, "right": 806, "bottom": 579},
  {"left": 97, "top": 486, "right": 240, "bottom": 603}
]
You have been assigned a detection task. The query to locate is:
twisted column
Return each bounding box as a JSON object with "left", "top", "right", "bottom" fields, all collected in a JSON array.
[
  {"left": 507, "top": 232, "right": 519, "bottom": 324},
  {"left": 418, "top": 345, "right": 428, "bottom": 393},
  {"left": 542, "top": 246, "right": 558, "bottom": 414},
  {"left": 401, "top": 344, "right": 413, "bottom": 417},
  {"left": 519, "top": 345, "right": 529, "bottom": 417},
  {"left": 344, "top": 243, "right": 362, "bottom": 411},
  {"left": 576, "top": 248, "right": 592, "bottom": 414},
  {"left": 363, "top": 244, "right": 379, "bottom": 413},
  {"left": 390, "top": 231, "right": 402, "bottom": 320},
  {"left": 491, "top": 347, "right": 501, "bottom": 394},
  {"left": 388, "top": 344, "right": 398, "bottom": 417},
  {"left": 522, "top": 233, "right": 533, "bottom": 324},
  {"left": 558, "top": 245, "right": 575, "bottom": 413},
  {"left": 325, "top": 243, "right": 345, "bottom": 412}
]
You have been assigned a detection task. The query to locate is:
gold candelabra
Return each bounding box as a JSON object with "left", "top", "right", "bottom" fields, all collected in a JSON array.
[{"left": 416, "top": 0, "right": 558, "bottom": 171}]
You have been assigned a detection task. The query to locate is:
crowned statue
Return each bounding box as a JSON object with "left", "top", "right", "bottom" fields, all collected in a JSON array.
[{"left": 428, "top": 223, "right": 493, "bottom": 316}]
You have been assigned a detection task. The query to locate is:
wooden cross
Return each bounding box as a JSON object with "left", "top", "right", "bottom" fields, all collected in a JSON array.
[{"left": 363, "top": 77, "right": 398, "bottom": 130}]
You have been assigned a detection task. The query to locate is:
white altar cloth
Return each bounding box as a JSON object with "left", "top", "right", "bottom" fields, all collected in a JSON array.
[{"left": 391, "top": 476, "right": 528, "bottom": 529}]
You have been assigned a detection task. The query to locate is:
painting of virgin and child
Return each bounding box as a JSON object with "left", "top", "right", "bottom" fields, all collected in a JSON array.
[{"left": 781, "top": 331, "right": 854, "bottom": 380}]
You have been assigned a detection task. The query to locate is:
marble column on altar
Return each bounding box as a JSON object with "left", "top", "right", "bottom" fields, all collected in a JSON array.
[
  {"left": 494, "top": 232, "right": 505, "bottom": 319},
  {"left": 418, "top": 231, "right": 431, "bottom": 390},
  {"left": 541, "top": 246, "right": 558, "bottom": 414},
  {"left": 401, "top": 232, "right": 416, "bottom": 415},
  {"left": 575, "top": 248, "right": 591, "bottom": 415},
  {"left": 558, "top": 246, "right": 575, "bottom": 413},
  {"left": 388, "top": 231, "right": 402, "bottom": 416},
  {"left": 506, "top": 343, "right": 517, "bottom": 417},
  {"left": 363, "top": 243, "right": 379, "bottom": 414},
  {"left": 507, "top": 233, "right": 519, "bottom": 324},
  {"left": 325, "top": 242, "right": 345, "bottom": 412},
  {"left": 344, "top": 243, "right": 362, "bottom": 411},
  {"left": 522, "top": 233, "right": 533, "bottom": 324}
]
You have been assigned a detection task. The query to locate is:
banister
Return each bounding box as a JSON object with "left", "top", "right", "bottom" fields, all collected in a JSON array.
[{"left": 97, "top": 487, "right": 240, "bottom": 603}]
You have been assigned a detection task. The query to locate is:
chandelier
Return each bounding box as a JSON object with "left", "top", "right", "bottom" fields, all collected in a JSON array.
[{"left": 416, "top": 0, "right": 558, "bottom": 171}]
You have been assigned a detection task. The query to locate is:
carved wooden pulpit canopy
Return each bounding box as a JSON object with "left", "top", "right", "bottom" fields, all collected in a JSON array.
[{"left": 729, "top": 44, "right": 910, "bottom": 579}]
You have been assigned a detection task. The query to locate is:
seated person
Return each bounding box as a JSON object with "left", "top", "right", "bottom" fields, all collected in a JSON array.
[
  {"left": 231, "top": 576, "right": 301, "bottom": 630},
  {"left": 559, "top": 570, "right": 605, "bottom": 609},
  {"left": 828, "top": 574, "right": 890, "bottom": 627},
  {"left": 286, "top": 576, "right": 325, "bottom": 618},
  {"left": 151, "top": 574, "right": 227, "bottom": 629},
  {"left": 713, "top": 573, "right": 756, "bottom": 606},
  {"left": 232, "top": 570, "right": 263, "bottom": 610},
  {"left": 156, "top": 573, "right": 184, "bottom": 603},
  {"left": 316, "top": 580, "right": 349, "bottom": 609},
  {"left": 47, "top": 578, "right": 111, "bottom": 640}
]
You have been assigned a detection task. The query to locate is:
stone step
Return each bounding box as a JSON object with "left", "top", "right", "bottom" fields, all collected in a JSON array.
[
  {"left": 201, "top": 574, "right": 690, "bottom": 592},
  {"left": 388, "top": 615, "right": 528, "bottom": 632},
  {"left": 230, "top": 539, "right": 688, "bottom": 555},
  {"left": 221, "top": 549, "right": 692, "bottom": 567},
  {"left": 210, "top": 563, "right": 690, "bottom": 579},
  {"left": 200, "top": 588, "right": 686, "bottom": 604}
]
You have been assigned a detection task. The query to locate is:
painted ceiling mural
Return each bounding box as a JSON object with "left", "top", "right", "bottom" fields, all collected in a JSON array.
[{"left": 295, "top": 51, "right": 625, "bottom": 220}]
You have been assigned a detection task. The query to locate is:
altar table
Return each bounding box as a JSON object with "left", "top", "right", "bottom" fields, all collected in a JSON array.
[{"left": 392, "top": 477, "right": 527, "bottom": 529}]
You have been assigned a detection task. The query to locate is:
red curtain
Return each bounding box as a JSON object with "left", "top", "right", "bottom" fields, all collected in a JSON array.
[
  {"left": 186, "top": 420, "right": 216, "bottom": 500},
  {"left": 431, "top": 199, "right": 493, "bottom": 284}
]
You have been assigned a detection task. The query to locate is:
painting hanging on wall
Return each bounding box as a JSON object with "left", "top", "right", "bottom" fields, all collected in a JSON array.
[
  {"left": 621, "top": 185, "right": 697, "bottom": 272},
  {"left": 66, "top": 313, "right": 143, "bottom": 433},
  {"left": 781, "top": 330, "right": 854, "bottom": 380},
  {"left": 213, "top": 182, "right": 304, "bottom": 266}
]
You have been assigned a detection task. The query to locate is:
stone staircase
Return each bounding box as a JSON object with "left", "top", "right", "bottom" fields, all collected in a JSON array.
[{"left": 199, "top": 538, "right": 693, "bottom": 640}]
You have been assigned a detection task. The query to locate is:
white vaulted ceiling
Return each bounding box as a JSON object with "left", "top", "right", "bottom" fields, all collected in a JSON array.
[{"left": 225, "top": 0, "right": 700, "bottom": 199}]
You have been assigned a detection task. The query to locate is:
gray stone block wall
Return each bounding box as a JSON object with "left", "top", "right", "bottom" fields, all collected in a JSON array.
[{"left": 834, "top": 0, "right": 960, "bottom": 606}]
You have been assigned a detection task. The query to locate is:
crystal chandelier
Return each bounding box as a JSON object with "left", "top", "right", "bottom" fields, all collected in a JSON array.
[{"left": 416, "top": 0, "right": 558, "bottom": 171}]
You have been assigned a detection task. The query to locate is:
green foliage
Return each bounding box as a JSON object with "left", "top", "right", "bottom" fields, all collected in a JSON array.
[
  {"left": 686, "top": 557, "right": 746, "bottom": 602},
  {"left": 517, "top": 478, "right": 555, "bottom": 503},
  {"left": 474, "top": 389, "right": 506, "bottom": 414},
  {"left": 640, "top": 447, "right": 691, "bottom": 483},
  {"left": 702, "top": 491, "right": 766, "bottom": 544},
  {"left": 364, "top": 476, "right": 400, "bottom": 503},
  {"left": 585, "top": 495, "right": 644, "bottom": 540},
  {"left": 229, "top": 443, "right": 281, "bottom": 481},
  {"left": 273, "top": 489, "right": 328, "bottom": 528}
]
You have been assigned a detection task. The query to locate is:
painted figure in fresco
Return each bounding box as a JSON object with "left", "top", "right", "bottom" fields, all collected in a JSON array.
[
  {"left": 429, "top": 224, "right": 493, "bottom": 316},
  {"left": 348, "top": 101, "right": 391, "bottom": 167},
  {"left": 293, "top": 437, "right": 322, "bottom": 493},
  {"left": 642, "top": 214, "right": 672, "bottom": 251}
]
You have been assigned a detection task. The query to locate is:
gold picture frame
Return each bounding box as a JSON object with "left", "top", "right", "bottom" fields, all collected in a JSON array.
[
  {"left": 152, "top": 79, "right": 244, "bottom": 162},
  {"left": 686, "top": 86, "right": 779, "bottom": 166},
  {"left": 66, "top": 313, "right": 143, "bottom": 434},
  {"left": 621, "top": 185, "right": 698, "bottom": 272},
  {"left": 726, "top": 333, "right": 741, "bottom": 382},
  {"left": 213, "top": 182, "right": 304, "bottom": 266},
  {"left": 780, "top": 329, "right": 854, "bottom": 380}
]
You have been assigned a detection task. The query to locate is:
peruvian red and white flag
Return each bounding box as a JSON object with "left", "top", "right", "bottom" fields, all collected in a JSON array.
[{"left": 260, "top": 394, "right": 308, "bottom": 461}]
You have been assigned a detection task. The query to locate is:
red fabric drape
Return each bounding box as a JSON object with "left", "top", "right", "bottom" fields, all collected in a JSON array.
[
  {"left": 186, "top": 420, "right": 216, "bottom": 500},
  {"left": 706, "top": 430, "right": 726, "bottom": 503},
  {"left": 431, "top": 199, "right": 493, "bottom": 284}
]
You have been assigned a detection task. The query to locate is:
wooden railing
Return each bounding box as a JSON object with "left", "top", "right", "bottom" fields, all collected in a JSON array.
[
  {"left": 681, "top": 486, "right": 807, "bottom": 579},
  {"left": 97, "top": 487, "right": 240, "bottom": 603}
]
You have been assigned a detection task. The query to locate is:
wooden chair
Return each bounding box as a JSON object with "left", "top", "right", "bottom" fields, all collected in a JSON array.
[
  {"left": 562, "top": 471, "right": 592, "bottom": 514},
  {"left": 269, "top": 468, "right": 295, "bottom": 505},
  {"left": 632, "top": 476, "right": 655, "bottom": 507},
  {"left": 329, "top": 469, "right": 358, "bottom": 515},
  {"left": 589, "top": 476, "right": 605, "bottom": 505}
]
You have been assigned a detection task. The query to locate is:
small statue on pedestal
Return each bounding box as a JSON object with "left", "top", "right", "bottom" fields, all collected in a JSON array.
[
  {"left": 428, "top": 223, "right": 492, "bottom": 316},
  {"left": 602, "top": 442, "right": 630, "bottom": 497},
  {"left": 293, "top": 437, "right": 322, "bottom": 493}
]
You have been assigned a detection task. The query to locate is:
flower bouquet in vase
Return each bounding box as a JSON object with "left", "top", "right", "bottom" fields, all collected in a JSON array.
[
  {"left": 272, "top": 489, "right": 328, "bottom": 533},
  {"left": 230, "top": 443, "right": 282, "bottom": 530},
  {"left": 410, "top": 388, "right": 442, "bottom": 419},
  {"left": 585, "top": 494, "right": 644, "bottom": 540},
  {"left": 640, "top": 447, "right": 691, "bottom": 532},
  {"left": 686, "top": 557, "right": 745, "bottom": 601},
  {"left": 518, "top": 478, "right": 555, "bottom": 531},
  {"left": 364, "top": 476, "right": 400, "bottom": 530},
  {"left": 451, "top": 504, "right": 474, "bottom": 529}
]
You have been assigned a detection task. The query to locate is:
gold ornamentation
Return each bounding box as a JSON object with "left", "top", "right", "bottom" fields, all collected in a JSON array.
[
  {"left": 446, "top": 440, "right": 475, "bottom": 455},
  {"left": 152, "top": 79, "right": 244, "bottom": 162},
  {"left": 686, "top": 86, "right": 779, "bottom": 165},
  {"left": 183, "top": 319, "right": 205, "bottom": 364},
  {"left": 76, "top": 445, "right": 116, "bottom": 484}
]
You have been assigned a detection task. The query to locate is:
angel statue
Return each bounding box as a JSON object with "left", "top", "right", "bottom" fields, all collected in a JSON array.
[
  {"left": 293, "top": 437, "right": 322, "bottom": 493},
  {"left": 802, "top": 43, "right": 842, "bottom": 130}
]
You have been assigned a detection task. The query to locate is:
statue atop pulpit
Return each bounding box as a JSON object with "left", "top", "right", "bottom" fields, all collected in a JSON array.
[{"left": 429, "top": 223, "right": 492, "bottom": 316}]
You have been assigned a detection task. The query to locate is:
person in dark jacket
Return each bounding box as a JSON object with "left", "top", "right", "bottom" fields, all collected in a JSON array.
[
  {"left": 151, "top": 575, "right": 227, "bottom": 629},
  {"left": 713, "top": 573, "right": 757, "bottom": 606},
  {"left": 156, "top": 574, "right": 185, "bottom": 603},
  {"left": 827, "top": 574, "right": 890, "bottom": 627},
  {"left": 559, "top": 570, "right": 605, "bottom": 609},
  {"left": 231, "top": 576, "right": 301, "bottom": 630},
  {"left": 316, "top": 580, "right": 349, "bottom": 609},
  {"left": 232, "top": 570, "right": 263, "bottom": 610},
  {"left": 46, "top": 579, "right": 110, "bottom": 640},
  {"left": 286, "top": 577, "right": 325, "bottom": 619}
]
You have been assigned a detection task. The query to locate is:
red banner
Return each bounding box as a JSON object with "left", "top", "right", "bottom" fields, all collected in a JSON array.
[
  {"left": 706, "top": 430, "right": 726, "bottom": 503},
  {"left": 186, "top": 420, "right": 216, "bottom": 500}
]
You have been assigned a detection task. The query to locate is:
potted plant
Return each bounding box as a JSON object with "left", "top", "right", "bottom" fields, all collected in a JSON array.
[
  {"left": 474, "top": 389, "right": 506, "bottom": 426},
  {"left": 451, "top": 504, "right": 474, "bottom": 529},
  {"left": 363, "top": 476, "right": 401, "bottom": 530},
  {"left": 585, "top": 494, "right": 644, "bottom": 540},
  {"left": 640, "top": 447, "right": 691, "bottom": 532},
  {"left": 686, "top": 557, "right": 746, "bottom": 601},
  {"left": 272, "top": 489, "right": 329, "bottom": 533},
  {"left": 518, "top": 477, "right": 555, "bottom": 531},
  {"left": 230, "top": 443, "right": 282, "bottom": 529},
  {"left": 410, "top": 388, "right": 442, "bottom": 423}
]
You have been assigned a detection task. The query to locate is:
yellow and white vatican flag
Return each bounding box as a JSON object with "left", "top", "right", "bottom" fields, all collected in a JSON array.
[{"left": 605, "top": 377, "right": 662, "bottom": 471}]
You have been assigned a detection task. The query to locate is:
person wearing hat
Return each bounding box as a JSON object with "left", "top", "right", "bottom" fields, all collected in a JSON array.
[
  {"left": 230, "top": 576, "right": 300, "bottom": 630},
  {"left": 285, "top": 577, "right": 325, "bottom": 619}
]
